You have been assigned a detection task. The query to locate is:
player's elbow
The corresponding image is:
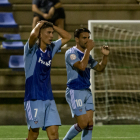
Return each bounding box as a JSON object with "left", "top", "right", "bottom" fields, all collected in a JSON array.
[
  {"left": 79, "top": 65, "right": 86, "bottom": 71},
  {"left": 73, "top": 62, "right": 86, "bottom": 71},
  {"left": 98, "top": 69, "right": 105, "bottom": 72},
  {"left": 67, "top": 33, "right": 72, "bottom": 41},
  {"left": 96, "top": 67, "right": 105, "bottom": 72},
  {"left": 62, "top": 34, "right": 71, "bottom": 45}
]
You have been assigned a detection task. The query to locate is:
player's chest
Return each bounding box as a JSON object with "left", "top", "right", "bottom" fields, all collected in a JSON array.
[
  {"left": 78, "top": 53, "right": 91, "bottom": 64},
  {"left": 36, "top": 49, "right": 52, "bottom": 70}
]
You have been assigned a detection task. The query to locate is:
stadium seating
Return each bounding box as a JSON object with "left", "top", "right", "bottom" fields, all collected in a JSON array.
[
  {"left": 9, "top": 55, "right": 24, "bottom": 68},
  {"left": 0, "top": 12, "right": 18, "bottom": 28},
  {"left": 1, "top": 0, "right": 140, "bottom": 125},
  {"left": 0, "top": 0, "right": 11, "bottom": 6},
  {"left": 2, "top": 34, "right": 24, "bottom": 49}
]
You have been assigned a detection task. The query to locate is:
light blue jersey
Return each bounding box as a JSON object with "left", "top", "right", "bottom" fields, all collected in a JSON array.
[
  {"left": 65, "top": 46, "right": 98, "bottom": 90},
  {"left": 24, "top": 39, "right": 62, "bottom": 101}
]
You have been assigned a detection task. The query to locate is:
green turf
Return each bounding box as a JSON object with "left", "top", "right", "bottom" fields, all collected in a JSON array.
[{"left": 0, "top": 125, "right": 140, "bottom": 140}]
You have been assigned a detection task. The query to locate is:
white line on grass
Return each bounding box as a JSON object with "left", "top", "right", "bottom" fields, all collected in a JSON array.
[{"left": 0, "top": 137, "right": 140, "bottom": 140}]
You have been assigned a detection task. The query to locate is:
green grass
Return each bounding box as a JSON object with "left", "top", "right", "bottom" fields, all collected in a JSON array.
[{"left": 0, "top": 125, "right": 140, "bottom": 140}]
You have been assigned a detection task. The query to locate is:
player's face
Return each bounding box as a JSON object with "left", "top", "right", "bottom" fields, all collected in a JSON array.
[
  {"left": 78, "top": 32, "right": 90, "bottom": 49},
  {"left": 40, "top": 27, "right": 54, "bottom": 45}
]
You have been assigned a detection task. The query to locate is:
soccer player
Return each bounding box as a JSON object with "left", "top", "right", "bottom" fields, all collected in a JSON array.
[
  {"left": 24, "top": 20, "right": 71, "bottom": 140},
  {"left": 63, "top": 28, "right": 110, "bottom": 140}
]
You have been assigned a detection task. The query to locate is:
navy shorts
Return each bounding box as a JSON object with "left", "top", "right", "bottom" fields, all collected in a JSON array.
[
  {"left": 24, "top": 100, "right": 61, "bottom": 130},
  {"left": 65, "top": 88, "right": 94, "bottom": 118}
]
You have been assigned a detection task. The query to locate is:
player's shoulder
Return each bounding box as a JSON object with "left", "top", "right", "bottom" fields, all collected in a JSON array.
[
  {"left": 65, "top": 46, "right": 77, "bottom": 56},
  {"left": 24, "top": 40, "right": 38, "bottom": 54},
  {"left": 25, "top": 39, "right": 38, "bottom": 47},
  {"left": 65, "top": 47, "right": 78, "bottom": 61}
]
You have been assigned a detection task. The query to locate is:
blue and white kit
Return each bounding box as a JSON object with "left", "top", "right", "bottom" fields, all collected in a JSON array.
[
  {"left": 24, "top": 39, "right": 62, "bottom": 129},
  {"left": 65, "top": 46, "right": 98, "bottom": 117}
]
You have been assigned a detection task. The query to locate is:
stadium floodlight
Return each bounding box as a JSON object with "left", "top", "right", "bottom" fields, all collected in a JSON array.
[{"left": 88, "top": 20, "right": 140, "bottom": 125}]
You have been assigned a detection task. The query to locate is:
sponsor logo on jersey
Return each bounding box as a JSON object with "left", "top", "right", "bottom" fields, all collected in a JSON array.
[
  {"left": 70, "top": 54, "right": 76, "bottom": 60},
  {"left": 38, "top": 57, "right": 51, "bottom": 66}
]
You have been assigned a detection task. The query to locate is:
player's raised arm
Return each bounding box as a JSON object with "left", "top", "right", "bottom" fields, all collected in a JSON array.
[
  {"left": 94, "top": 45, "right": 110, "bottom": 72},
  {"left": 29, "top": 21, "right": 45, "bottom": 48},
  {"left": 53, "top": 25, "right": 71, "bottom": 46},
  {"left": 73, "top": 39, "right": 94, "bottom": 71}
]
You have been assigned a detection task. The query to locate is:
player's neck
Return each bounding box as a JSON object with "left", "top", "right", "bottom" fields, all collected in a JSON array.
[
  {"left": 76, "top": 45, "right": 85, "bottom": 53},
  {"left": 40, "top": 42, "right": 47, "bottom": 52}
]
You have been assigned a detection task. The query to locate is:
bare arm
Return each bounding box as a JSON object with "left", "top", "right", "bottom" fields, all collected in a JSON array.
[
  {"left": 32, "top": 4, "right": 49, "bottom": 19},
  {"left": 53, "top": 25, "right": 71, "bottom": 46},
  {"left": 29, "top": 21, "right": 45, "bottom": 48},
  {"left": 32, "top": 4, "right": 44, "bottom": 17},
  {"left": 47, "top": 2, "right": 62, "bottom": 19},
  {"left": 73, "top": 40, "right": 94, "bottom": 71},
  {"left": 54, "top": 2, "right": 62, "bottom": 9},
  {"left": 94, "top": 55, "right": 108, "bottom": 72},
  {"left": 94, "top": 46, "right": 110, "bottom": 72}
]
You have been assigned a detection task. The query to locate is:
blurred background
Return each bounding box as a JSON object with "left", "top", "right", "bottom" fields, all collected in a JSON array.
[{"left": 0, "top": 0, "right": 140, "bottom": 126}]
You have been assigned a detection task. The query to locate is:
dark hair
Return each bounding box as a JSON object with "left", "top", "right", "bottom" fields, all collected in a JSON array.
[
  {"left": 40, "top": 22, "right": 53, "bottom": 31},
  {"left": 74, "top": 28, "right": 91, "bottom": 38},
  {"left": 37, "top": 22, "right": 53, "bottom": 47}
]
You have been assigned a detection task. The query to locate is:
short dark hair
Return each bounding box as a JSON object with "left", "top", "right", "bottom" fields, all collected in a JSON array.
[
  {"left": 37, "top": 22, "right": 53, "bottom": 47},
  {"left": 40, "top": 22, "right": 53, "bottom": 31},
  {"left": 74, "top": 28, "right": 91, "bottom": 38}
]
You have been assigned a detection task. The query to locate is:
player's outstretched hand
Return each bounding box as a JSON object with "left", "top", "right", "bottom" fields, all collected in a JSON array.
[
  {"left": 86, "top": 39, "right": 94, "bottom": 51},
  {"left": 101, "top": 45, "right": 110, "bottom": 56}
]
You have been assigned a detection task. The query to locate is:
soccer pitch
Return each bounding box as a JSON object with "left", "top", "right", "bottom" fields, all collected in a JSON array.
[{"left": 0, "top": 125, "right": 140, "bottom": 140}]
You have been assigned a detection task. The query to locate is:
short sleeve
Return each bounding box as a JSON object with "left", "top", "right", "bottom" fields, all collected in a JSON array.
[
  {"left": 89, "top": 55, "right": 98, "bottom": 69},
  {"left": 51, "top": 39, "right": 62, "bottom": 58},
  {"left": 24, "top": 40, "right": 38, "bottom": 58},
  {"left": 65, "top": 50, "right": 80, "bottom": 66}
]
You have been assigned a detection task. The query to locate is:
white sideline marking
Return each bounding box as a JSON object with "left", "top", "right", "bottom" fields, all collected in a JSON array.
[{"left": 0, "top": 137, "right": 140, "bottom": 140}]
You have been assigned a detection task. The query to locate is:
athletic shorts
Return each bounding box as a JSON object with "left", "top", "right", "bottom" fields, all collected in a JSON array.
[
  {"left": 33, "top": 8, "right": 65, "bottom": 24},
  {"left": 24, "top": 100, "right": 61, "bottom": 130},
  {"left": 65, "top": 87, "right": 94, "bottom": 118}
]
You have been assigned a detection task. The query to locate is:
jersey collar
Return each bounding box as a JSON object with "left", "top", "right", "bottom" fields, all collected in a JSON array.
[
  {"left": 40, "top": 48, "right": 47, "bottom": 53},
  {"left": 73, "top": 46, "right": 84, "bottom": 54}
]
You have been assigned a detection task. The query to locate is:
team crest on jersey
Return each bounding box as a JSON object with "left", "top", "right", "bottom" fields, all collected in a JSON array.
[
  {"left": 34, "top": 121, "right": 38, "bottom": 124},
  {"left": 34, "top": 118, "right": 38, "bottom": 124},
  {"left": 70, "top": 54, "right": 76, "bottom": 60}
]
